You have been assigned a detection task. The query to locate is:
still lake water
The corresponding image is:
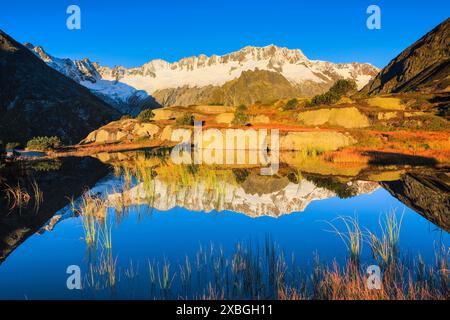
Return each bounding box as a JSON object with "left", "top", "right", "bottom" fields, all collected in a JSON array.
[{"left": 0, "top": 150, "right": 448, "bottom": 299}]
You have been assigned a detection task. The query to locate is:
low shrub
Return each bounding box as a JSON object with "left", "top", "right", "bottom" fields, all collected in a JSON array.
[
  {"left": 307, "top": 79, "right": 357, "bottom": 107},
  {"left": 232, "top": 111, "right": 250, "bottom": 125},
  {"left": 136, "top": 109, "right": 155, "bottom": 122},
  {"left": 176, "top": 114, "right": 195, "bottom": 126},
  {"left": 283, "top": 98, "right": 299, "bottom": 111},
  {"left": 236, "top": 104, "right": 248, "bottom": 112},
  {"left": 26, "top": 136, "right": 61, "bottom": 151}
]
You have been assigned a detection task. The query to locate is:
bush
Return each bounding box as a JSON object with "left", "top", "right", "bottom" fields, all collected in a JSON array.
[
  {"left": 306, "top": 175, "right": 357, "bottom": 199},
  {"left": 136, "top": 109, "right": 155, "bottom": 122},
  {"left": 176, "top": 114, "right": 195, "bottom": 126},
  {"left": 120, "top": 115, "right": 132, "bottom": 120},
  {"left": 329, "top": 79, "right": 357, "bottom": 96},
  {"left": 26, "top": 136, "right": 61, "bottom": 151},
  {"left": 307, "top": 79, "right": 357, "bottom": 107},
  {"left": 311, "top": 91, "right": 341, "bottom": 106},
  {"left": 283, "top": 98, "right": 299, "bottom": 111},
  {"left": 232, "top": 111, "right": 250, "bottom": 125}
]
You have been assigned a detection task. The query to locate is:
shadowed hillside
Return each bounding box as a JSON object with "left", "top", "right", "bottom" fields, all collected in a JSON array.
[
  {"left": 0, "top": 30, "right": 120, "bottom": 145},
  {"left": 381, "top": 172, "right": 450, "bottom": 232},
  {"left": 362, "top": 18, "right": 450, "bottom": 95}
]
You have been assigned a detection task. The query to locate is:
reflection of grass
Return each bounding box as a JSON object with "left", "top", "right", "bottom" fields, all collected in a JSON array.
[
  {"left": 31, "top": 179, "right": 43, "bottom": 212},
  {"left": 77, "top": 199, "right": 117, "bottom": 291},
  {"left": 72, "top": 193, "right": 108, "bottom": 261},
  {"left": 5, "top": 183, "right": 30, "bottom": 212}
]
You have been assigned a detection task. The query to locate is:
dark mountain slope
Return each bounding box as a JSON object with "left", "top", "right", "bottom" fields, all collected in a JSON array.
[
  {"left": 0, "top": 30, "right": 120, "bottom": 145},
  {"left": 362, "top": 18, "right": 450, "bottom": 95}
]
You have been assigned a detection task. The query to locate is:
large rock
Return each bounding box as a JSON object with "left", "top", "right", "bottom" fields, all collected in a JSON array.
[
  {"left": 132, "top": 123, "right": 160, "bottom": 138},
  {"left": 251, "top": 115, "right": 270, "bottom": 124},
  {"left": 152, "top": 109, "right": 177, "bottom": 121},
  {"left": 160, "top": 125, "right": 174, "bottom": 141},
  {"left": 297, "top": 107, "right": 370, "bottom": 128},
  {"left": 366, "top": 97, "right": 405, "bottom": 110},
  {"left": 215, "top": 113, "right": 235, "bottom": 124},
  {"left": 81, "top": 119, "right": 159, "bottom": 144},
  {"left": 280, "top": 131, "right": 355, "bottom": 151}
]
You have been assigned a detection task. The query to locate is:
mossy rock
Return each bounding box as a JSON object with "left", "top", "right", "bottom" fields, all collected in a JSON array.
[
  {"left": 297, "top": 107, "right": 370, "bottom": 128},
  {"left": 366, "top": 97, "right": 406, "bottom": 110}
]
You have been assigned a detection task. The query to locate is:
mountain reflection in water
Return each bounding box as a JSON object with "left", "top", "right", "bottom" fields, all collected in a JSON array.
[{"left": 0, "top": 149, "right": 448, "bottom": 299}]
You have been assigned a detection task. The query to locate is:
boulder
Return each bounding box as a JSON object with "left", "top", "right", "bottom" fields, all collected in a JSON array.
[
  {"left": 215, "top": 113, "right": 235, "bottom": 124},
  {"left": 377, "top": 112, "right": 398, "bottom": 120},
  {"left": 160, "top": 125, "right": 174, "bottom": 141},
  {"left": 132, "top": 123, "right": 160, "bottom": 138},
  {"left": 298, "top": 107, "right": 370, "bottom": 128},
  {"left": 153, "top": 109, "right": 177, "bottom": 121},
  {"left": 251, "top": 115, "right": 270, "bottom": 124},
  {"left": 280, "top": 131, "right": 356, "bottom": 151}
]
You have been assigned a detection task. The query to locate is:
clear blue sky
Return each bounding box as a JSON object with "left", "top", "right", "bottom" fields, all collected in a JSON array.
[{"left": 1, "top": 0, "right": 449, "bottom": 68}]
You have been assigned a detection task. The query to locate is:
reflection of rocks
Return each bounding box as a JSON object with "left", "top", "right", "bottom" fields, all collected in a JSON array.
[
  {"left": 240, "top": 173, "right": 290, "bottom": 196},
  {"left": 0, "top": 157, "right": 110, "bottom": 264},
  {"left": 109, "top": 177, "right": 379, "bottom": 218},
  {"left": 381, "top": 172, "right": 450, "bottom": 232}
]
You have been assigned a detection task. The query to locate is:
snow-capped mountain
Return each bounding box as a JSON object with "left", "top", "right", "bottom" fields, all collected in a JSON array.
[
  {"left": 26, "top": 44, "right": 378, "bottom": 109},
  {"left": 98, "top": 45, "right": 378, "bottom": 95},
  {"left": 24, "top": 43, "right": 159, "bottom": 115},
  {"left": 104, "top": 176, "right": 379, "bottom": 218}
]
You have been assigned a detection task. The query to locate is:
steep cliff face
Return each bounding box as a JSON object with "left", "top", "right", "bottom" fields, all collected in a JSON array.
[
  {"left": 381, "top": 172, "right": 450, "bottom": 232},
  {"left": 362, "top": 18, "right": 450, "bottom": 95},
  {"left": 0, "top": 30, "right": 120, "bottom": 144}
]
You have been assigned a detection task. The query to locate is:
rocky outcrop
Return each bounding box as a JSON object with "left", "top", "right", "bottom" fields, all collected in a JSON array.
[
  {"left": 362, "top": 18, "right": 450, "bottom": 95},
  {"left": 81, "top": 119, "right": 161, "bottom": 144}
]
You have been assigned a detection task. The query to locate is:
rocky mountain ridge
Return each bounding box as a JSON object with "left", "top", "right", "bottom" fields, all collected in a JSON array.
[
  {"left": 28, "top": 43, "right": 378, "bottom": 108},
  {"left": 362, "top": 18, "right": 450, "bottom": 95}
]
